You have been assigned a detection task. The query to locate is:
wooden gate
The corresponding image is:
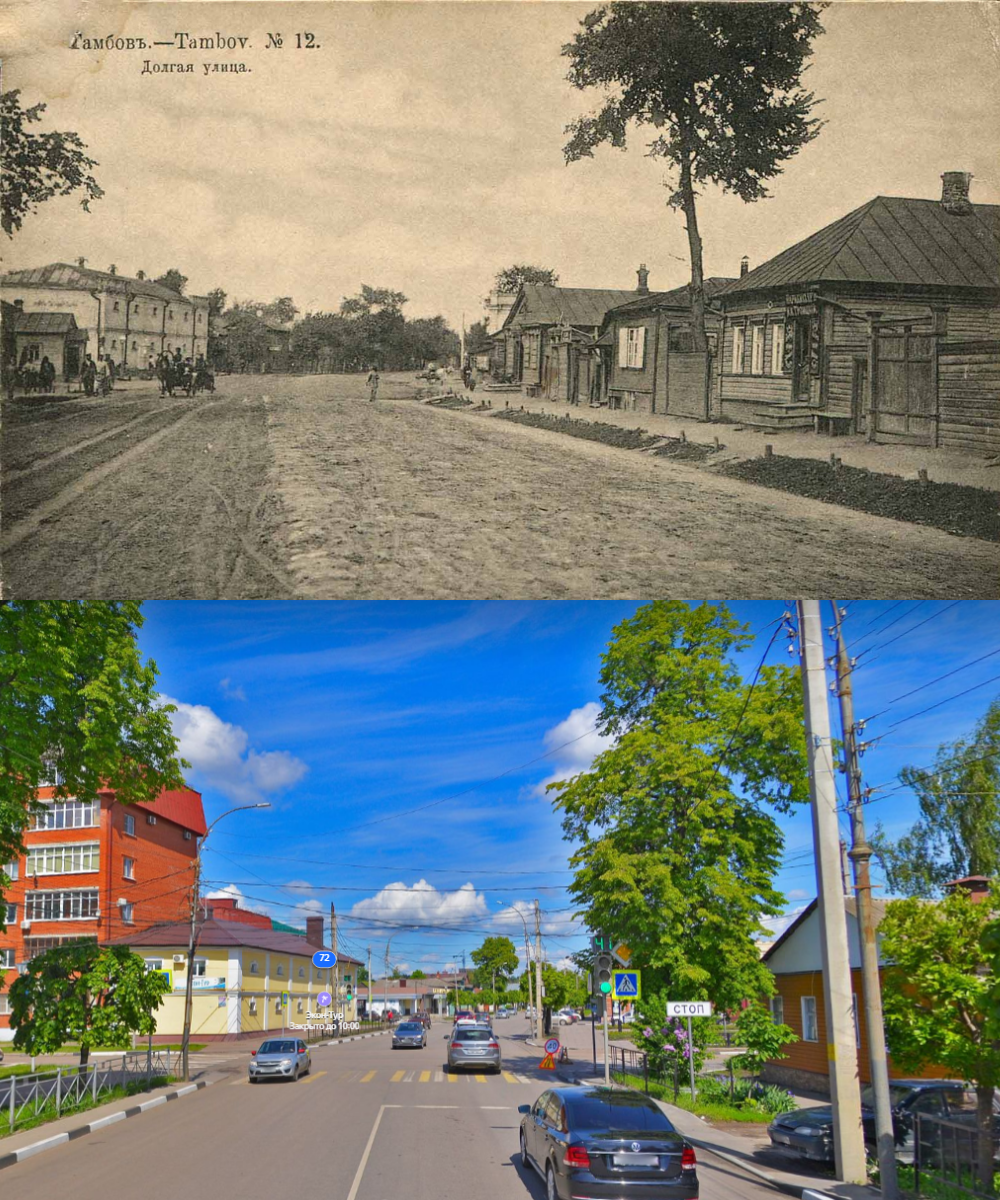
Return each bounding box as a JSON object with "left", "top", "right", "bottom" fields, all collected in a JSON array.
[
  {"left": 873, "top": 328, "right": 937, "bottom": 445},
  {"left": 667, "top": 350, "right": 710, "bottom": 419}
]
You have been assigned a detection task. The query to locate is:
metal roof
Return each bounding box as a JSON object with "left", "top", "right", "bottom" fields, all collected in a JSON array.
[
  {"left": 606, "top": 277, "right": 737, "bottom": 317},
  {"left": 510, "top": 285, "right": 642, "bottom": 330},
  {"left": 133, "top": 787, "right": 207, "bottom": 836},
  {"left": 0, "top": 262, "right": 198, "bottom": 303},
  {"left": 722, "top": 196, "right": 1000, "bottom": 296},
  {"left": 13, "top": 311, "right": 81, "bottom": 335},
  {"left": 111, "top": 917, "right": 363, "bottom": 963}
]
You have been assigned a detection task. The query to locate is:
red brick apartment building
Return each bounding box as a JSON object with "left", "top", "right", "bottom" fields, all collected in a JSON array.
[{"left": 1, "top": 785, "right": 206, "bottom": 1040}]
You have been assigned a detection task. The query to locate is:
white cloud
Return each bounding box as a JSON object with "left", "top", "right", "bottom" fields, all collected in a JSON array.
[
  {"left": 162, "top": 695, "right": 308, "bottom": 803},
  {"left": 349, "top": 880, "right": 487, "bottom": 930},
  {"left": 533, "top": 701, "right": 614, "bottom": 796},
  {"left": 203, "top": 883, "right": 270, "bottom": 917},
  {"left": 758, "top": 906, "right": 808, "bottom": 941},
  {"left": 786, "top": 889, "right": 811, "bottom": 901},
  {"left": 554, "top": 956, "right": 577, "bottom": 972}
]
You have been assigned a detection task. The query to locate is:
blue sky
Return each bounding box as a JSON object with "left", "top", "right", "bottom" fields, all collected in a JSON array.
[{"left": 139, "top": 601, "right": 1000, "bottom": 977}]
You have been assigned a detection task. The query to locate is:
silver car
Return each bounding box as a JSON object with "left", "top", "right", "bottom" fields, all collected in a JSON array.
[
  {"left": 446, "top": 1025, "right": 502, "bottom": 1074},
  {"left": 248, "top": 1037, "right": 311, "bottom": 1082},
  {"left": 392, "top": 1020, "right": 428, "bottom": 1049}
]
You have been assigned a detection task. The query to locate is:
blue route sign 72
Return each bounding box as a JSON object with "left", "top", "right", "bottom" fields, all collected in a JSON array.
[
  {"left": 312, "top": 950, "right": 337, "bottom": 968},
  {"left": 611, "top": 970, "right": 641, "bottom": 1000}
]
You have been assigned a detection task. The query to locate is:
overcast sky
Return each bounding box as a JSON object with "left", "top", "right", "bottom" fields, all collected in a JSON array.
[
  {"left": 137, "top": 600, "right": 1000, "bottom": 976},
  {"left": 5, "top": 2, "right": 998, "bottom": 334}
]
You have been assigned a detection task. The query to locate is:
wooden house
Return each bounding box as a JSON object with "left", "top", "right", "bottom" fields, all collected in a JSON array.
[
  {"left": 500, "top": 270, "right": 650, "bottom": 403},
  {"left": 715, "top": 172, "right": 999, "bottom": 452},
  {"left": 599, "top": 278, "right": 735, "bottom": 417}
]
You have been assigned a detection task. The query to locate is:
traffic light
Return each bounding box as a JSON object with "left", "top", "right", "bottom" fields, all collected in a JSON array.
[
  {"left": 346, "top": 979, "right": 353, "bottom": 1000},
  {"left": 595, "top": 952, "right": 614, "bottom": 996}
]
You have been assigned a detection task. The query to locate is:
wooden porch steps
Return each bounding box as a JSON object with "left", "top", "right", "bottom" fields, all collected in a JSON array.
[{"left": 746, "top": 404, "right": 816, "bottom": 431}]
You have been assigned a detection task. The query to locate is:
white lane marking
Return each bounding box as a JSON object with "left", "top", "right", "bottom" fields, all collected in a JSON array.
[
  {"left": 345, "top": 1105, "right": 396, "bottom": 1200},
  {"left": 479, "top": 1106, "right": 513, "bottom": 1110},
  {"left": 433, "top": 1070, "right": 444, "bottom": 1082}
]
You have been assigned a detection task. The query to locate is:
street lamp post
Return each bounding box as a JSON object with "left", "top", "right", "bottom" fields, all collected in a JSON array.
[
  {"left": 497, "top": 902, "right": 536, "bottom": 1039},
  {"left": 180, "top": 803, "right": 270, "bottom": 1083},
  {"left": 383, "top": 927, "right": 413, "bottom": 1020}
]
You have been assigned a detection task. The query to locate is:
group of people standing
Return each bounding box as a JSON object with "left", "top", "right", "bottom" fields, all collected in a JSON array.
[
  {"left": 10, "top": 353, "right": 58, "bottom": 395},
  {"left": 80, "top": 354, "right": 117, "bottom": 397}
]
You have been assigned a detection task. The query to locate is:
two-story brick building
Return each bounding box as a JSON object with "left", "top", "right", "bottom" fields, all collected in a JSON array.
[
  {"left": 0, "top": 262, "right": 210, "bottom": 373},
  {"left": 1, "top": 784, "right": 206, "bottom": 1041}
]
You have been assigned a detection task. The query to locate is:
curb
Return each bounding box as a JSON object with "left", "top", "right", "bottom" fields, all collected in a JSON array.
[
  {"left": 322, "top": 1030, "right": 389, "bottom": 1047},
  {"left": 0, "top": 1078, "right": 214, "bottom": 1173}
]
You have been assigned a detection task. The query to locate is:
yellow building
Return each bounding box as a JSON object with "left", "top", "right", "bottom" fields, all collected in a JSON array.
[{"left": 114, "top": 918, "right": 362, "bottom": 1041}]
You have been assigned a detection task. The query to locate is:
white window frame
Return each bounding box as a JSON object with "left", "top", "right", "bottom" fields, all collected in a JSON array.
[
  {"left": 32, "top": 800, "right": 98, "bottom": 830},
  {"left": 801, "top": 995, "right": 819, "bottom": 1042},
  {"left": 25, "top": 889, "right": 100, "bottom": 922},
  {"left": 144, "top": 958, "right": 163, "bottom": 972},
  {"left": 5, "top": 902, "right": 16, "bottom": 925},
  {"left": 0, "top": 948, "right": 15, "bottom": 968},
  {"left": 771, "top": 323, "right": 785, "bottom": 375},
  {"left": 750, "top": 324, "right": 766, "bottom": 375},
  {"left": 276, "top": 963, "right": 284, "bottom": 977},
  {"left": 0, "top": 993, "right": 11, "bottom": 1015},
  {"left": 192, "top": 958, "right": 207, "bottom": 977},
  {"left": 26, "top": 842, "right": 100, "bottom": 876},
  {"left": 121, "top": 902, "right": 134, "bottom": 925},
  {"left": 770, "top": 995, "right": 784, "bottom": 1026},
  {"left": 731, "top": 325, "right": 745, "bottom": 374},
  {"left": 248, "top": 997, "right": 257, "bottom": 1015},
  {"left": 3, "top": 862, "right": 18, "bottom": 882},
  {"left": 123, "top": 857, "right": 135, "bottom": 880},
  {"left": 275, "top": 998, "right": 282, "bottom": 1015},
  {"left": 124, "top": 814, "right": 136, "bottom": 837},
  {"left": 249, "top": 960, "right": 259, "bottom": 975},
  {"left": 618, "top": 326, "right": 646, "bottom": 370},
  {"left": 146, "top": 814, "right": 157, "bottom": 826}
]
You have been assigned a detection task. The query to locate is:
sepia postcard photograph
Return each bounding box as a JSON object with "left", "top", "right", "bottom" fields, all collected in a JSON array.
[{"left": 1, "top": 0, "right": 998, "bottom": 599}]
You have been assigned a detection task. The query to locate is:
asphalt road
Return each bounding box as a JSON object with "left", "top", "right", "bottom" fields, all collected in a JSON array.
[
  {"left": 4, "top": 1023, "right": 782, "bottom": 1200},
  {"left": 4, "top": 373, "right": 994, "bottom": 597}
]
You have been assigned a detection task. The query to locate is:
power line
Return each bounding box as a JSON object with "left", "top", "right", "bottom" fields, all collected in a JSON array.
[
  {"left": 863, "top": 645, "right": 1000, "bottom": 724},
  {"left": 203, "top": 847, "right": 574, "bottom": 877},
  {"left": 855, "top": 601, "right": 961, "bottom": 667}
]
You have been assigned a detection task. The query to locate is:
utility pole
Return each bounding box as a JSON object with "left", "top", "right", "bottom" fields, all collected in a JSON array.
[
  {"left": 832, "top": 603, "right": 900, "bottom": 1200},
  {"left": 534, "top": 899, "right": 544, "bottom": 1043},
  {"left": 796, "top": 601, "right": 867, "bottom": 1184},
  {"left": 367, "top": 946, "right": 372, "bottom": 1021}
]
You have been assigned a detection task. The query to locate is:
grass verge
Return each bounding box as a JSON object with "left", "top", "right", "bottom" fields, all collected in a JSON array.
[
  {"left": 1, "top": 1075, "right": 177, "bottom": 1140},
  {"left": 613, "top": 1071, "right": 772, "bottom": 1125}
]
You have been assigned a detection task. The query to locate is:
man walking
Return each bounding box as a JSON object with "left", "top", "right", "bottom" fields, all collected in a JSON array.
[{"left": 367, "top": 366, "right": 379, "bottom": 402}]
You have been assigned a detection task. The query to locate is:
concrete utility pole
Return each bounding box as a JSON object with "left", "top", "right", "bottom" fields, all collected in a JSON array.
[
  {"left": 796, "top": 601, "right": 867, "bottom": 1184},
  {"left": 832, "top": 603, "right": 900, "bottom": 1200},
  {"left": 367, "top": 946, "right": 372, "bottom": 1020},
  {"left": 534, "top": 899, "right": 544, "bottom": 1042}
]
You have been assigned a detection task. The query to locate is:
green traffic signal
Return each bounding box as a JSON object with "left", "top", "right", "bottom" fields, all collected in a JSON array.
[{"left": 599, "top": 981, "right": 612, "bottom": 994}]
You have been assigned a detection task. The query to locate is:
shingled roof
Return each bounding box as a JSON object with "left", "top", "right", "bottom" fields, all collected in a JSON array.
[
  {"left": 606, "top": 277, "right": 737, "bottom": 317},
  {"left": 508, "top": 284, "right": 643, "bottom": 330},
  {"left": 722, "top": 195, "right": 1000, "bottom": 296},
  {"left": 13, "top": 311, "right": 82, "bottom": 335}
]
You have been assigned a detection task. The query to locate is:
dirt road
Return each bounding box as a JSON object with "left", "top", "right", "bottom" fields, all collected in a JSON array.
[{"left": 3, "top": 373, "right": 995, "bottom": 597}]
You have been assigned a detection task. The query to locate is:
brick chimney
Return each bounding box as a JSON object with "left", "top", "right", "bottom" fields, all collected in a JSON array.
[
  {"left": 941, "top": 171, "right": 973, "bottom": 216},
  {"left": 740, "top": 256, "right": 750, "bottom": 277},
  {"left": 305, "top": 915, "right": 324, "bottom": 947},
  {"left": 13, "top": 299, "right": 23, "bottom": 311},
  {"left": 136, "top": 269, "right": 145, "bottom": 280},
  {"left": 636, "top": 263, "right": 649, "bottom": 294}
]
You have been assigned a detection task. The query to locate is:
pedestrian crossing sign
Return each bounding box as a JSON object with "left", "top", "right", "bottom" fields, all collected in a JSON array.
[{"left": 612, "top": 970, "right": 640, "bottom": 1000}]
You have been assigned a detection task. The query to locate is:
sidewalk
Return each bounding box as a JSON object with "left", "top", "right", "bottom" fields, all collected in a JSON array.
[
  {"left": 479, "top": 387, "right": 1000, "bottom": 492},
  {"left": 551, "top": 1056, "right": 877, "bottom": 1200}
]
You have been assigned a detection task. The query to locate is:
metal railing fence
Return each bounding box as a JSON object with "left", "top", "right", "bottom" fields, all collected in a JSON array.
[
  {"left": 608, "top": 1043, "right": 649, "bottom": 1094},
  {"left": 3, "top": 1050, "right": 173, "bottom": 1136}
]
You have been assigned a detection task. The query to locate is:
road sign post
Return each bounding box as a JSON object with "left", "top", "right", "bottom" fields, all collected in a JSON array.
[
  {"left": 665, "top": 1003, "right": 714, "bottom": 1100},
  {"left": 611, "top": 970, "right": 640, "bottom": 1000},
  {"left": 687, "top": 1016, "right": 696, "bottom": 1102}
]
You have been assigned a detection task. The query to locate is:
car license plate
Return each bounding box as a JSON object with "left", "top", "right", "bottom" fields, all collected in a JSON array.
[
  {"left": 613, "top": 1153, "right": 659, "bottom": 1167},
  {"left": 771, "top": 1133, "right": 791, "bottom": 1145}
]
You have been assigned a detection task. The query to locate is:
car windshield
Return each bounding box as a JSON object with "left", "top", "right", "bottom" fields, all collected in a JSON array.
[
  {"left": 455, "top": 1029, "right": 493, "bottom": 1042},
  {"left": 259, "top": 1040, "right": 296, "bottom": 1054},
  {"left": 860, "top": 1085, "right": 920, "bottom": 1108},
  {"left": 397, "top": 1023, "right": 422, "bottom": 1032}
]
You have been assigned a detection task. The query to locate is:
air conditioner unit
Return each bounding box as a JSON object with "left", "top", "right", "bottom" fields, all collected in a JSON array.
[
  {"left": 146, "top": 815, "right": 157, "bottom": 825},
  {"left": 20, "top": 921, "right": 30, "bottom": 932},
  {"left": 117, "top": 898, "right": 127, "bottom": 907},
  {"left": 183, "top": 831, "right": 193, "bottom": 841},
  {"left": 172, "top": 954, "right": 186, "bottom": 964}
]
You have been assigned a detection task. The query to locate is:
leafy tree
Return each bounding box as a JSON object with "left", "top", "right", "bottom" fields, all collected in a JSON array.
[
  {"left": 356, "top": 963, "right": 369, "bottom": 987},
  {"left": 408, "top": 968, "right": 426, "bottom": 979},
  {"left": 1, "top": 90, "right": 104, "bottom": 237},
  {"left": 340, "top": 285, "right": 408, "bottom": 319},
  {"left": 471, "top": 935, "right": 520, "bottom": 988},
  {"left": 494, "top": 265, "right": 559, "bottom": 294},
  {"left": 9, "top": 942, "right": 171, "bottom": 1067},
  {"left": 562, "top": 3, "right": 826, "bottom": 349},
  {"left": 0, "top": 602, "right": 187, "bottom": 929},
  {"left": 206, "top": 288, "right": 227, "bottom": 317},
  {"left": 263, "top": 296, "right": 298, "bottom": 325},
  {"left": 728, "top": 1000, "right": 797, "bottom": 1093},
  {"left": 881, "top": 889, "right": 1000, "bottom": 1194},
  {"left": 872, "top": 697, "right": 1000, "bottom": 897},
  {"left": 154, "top": 268, "right": 188, "bottom": 296},
  {"left": 552, "top": 602, "right": 809, "bottom": 1011},
  {"left": 465, "top": 320, "right": 491, "bottom": 355}
]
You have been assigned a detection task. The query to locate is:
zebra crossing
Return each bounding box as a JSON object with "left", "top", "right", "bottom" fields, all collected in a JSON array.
[{"left": 330, "top": 1067, "right": 534, "bottom": 1085}]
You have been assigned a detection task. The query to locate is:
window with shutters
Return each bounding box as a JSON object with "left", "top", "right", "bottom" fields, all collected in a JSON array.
[
  {"left": 750, "top": 325, "right": 766, "bottom": 375},
  {"left": 618, "top": 326, "right": 645, "bottom": 369},
  {"left": 771, "top": 324, "right": 785, "bottom": 375},
  {"left": 731, "top": 325, "right": 745, "bottom": 374}
]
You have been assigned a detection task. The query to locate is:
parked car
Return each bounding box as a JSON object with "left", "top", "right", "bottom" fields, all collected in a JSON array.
[
  {"left": 414, "top": 1011, "right": 432, "bottom": 1029},
  {"left": 248, "top": 1038, "right": 311, "bottom": 1083},
  {"left": 495, "top": 1007, "right": 512, "bottom": 1019},
  {"left": 446, "top": 1026, "right": 502, "bottom": 1074},
  {"left": 556, "top": 1008, "right": 579, "bottom": 1025},
  {"left": 392, "top": 1020, "right": 428, "bottom": 1049},
  {"left": 767, "top": 1080, "right": 1000, "bottom": 1165},
  {"left": 519, "top": 1086, "right": 699, "bottom": 1200}
]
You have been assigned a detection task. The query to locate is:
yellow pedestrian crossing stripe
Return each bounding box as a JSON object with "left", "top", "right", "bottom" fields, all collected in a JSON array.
[
  {"left": 302, "top": 1070, "right": 327, "bottom": 1085},
  {"left": 329, "top": 1067, "right": 532, "bottom": 1085}
]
